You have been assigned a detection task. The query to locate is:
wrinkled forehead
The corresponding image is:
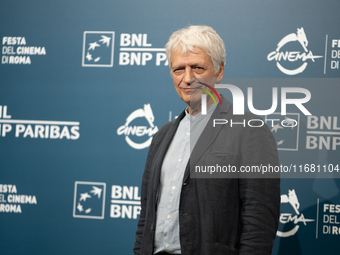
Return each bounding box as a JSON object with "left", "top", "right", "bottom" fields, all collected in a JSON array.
[
  {"left": 172, "top": 44, "right": 203, "bottom": 57},
  {"left": 171, "top": 46, "right": 212, "bottom": 65}
]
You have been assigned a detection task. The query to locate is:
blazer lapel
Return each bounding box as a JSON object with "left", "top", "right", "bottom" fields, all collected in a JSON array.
[{"left": 183, "top": 95, "right": 232, "bottom": 182}]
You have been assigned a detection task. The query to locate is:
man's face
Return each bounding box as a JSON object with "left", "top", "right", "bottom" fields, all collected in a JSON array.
[{"left": 171, "top": 47, "right": 224, "bottom": 113}]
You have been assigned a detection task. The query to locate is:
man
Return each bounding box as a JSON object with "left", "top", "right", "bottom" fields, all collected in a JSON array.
[{"left": 134, "top": 25, "right": 280, "bottom": 255}]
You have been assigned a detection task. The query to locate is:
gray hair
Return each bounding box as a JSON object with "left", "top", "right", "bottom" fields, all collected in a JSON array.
[{"left": 165, "top": 25, "right": 226, "bottom": 75}]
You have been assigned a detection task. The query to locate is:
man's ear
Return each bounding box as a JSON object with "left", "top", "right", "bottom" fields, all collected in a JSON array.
[{"left": 216, "top": 64, "right": 224, "bottom": 83}]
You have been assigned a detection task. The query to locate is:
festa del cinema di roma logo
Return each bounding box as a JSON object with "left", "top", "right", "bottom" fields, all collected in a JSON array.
[
  {"left": 267, "top": 27, "right": 322, "bottom": 75},
  {"left": 277, "top": 189, "right": 314, "bottom": 237},
  {"left": 117, "top": 104, "right": 158, "bottom": 150}
]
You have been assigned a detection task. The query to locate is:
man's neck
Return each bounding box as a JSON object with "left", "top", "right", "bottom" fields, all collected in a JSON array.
[{"left": 187, "top": 96, "right": 216, "bottom": 115}]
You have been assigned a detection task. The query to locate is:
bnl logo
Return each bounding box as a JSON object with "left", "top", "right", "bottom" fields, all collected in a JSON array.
[
  {"left": 73, "top": 181, "right": 106, "bottom": 219},
  {"left": 82, "top": 31, "right": 115, "bottom": 67}
]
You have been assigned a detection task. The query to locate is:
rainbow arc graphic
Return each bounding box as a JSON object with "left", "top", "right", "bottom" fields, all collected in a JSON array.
[{"left": 196, "top": 81, "right": 222, "bottom": 106}]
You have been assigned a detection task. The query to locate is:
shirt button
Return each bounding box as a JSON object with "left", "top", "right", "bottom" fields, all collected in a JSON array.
[
  {"left": 178, "top": 158, "right": 182, "bottom": 162},
  {"left": 166, "top": 244, "right": 169, "bottom": 248},
  {"left": 186, "top": 132, "right": 190, "bottom": 136},
  {"left": 172, "top": 186, "right": 176, "bottom": 190},
  {"left": 167, "top": 215, "right": 171, "bottom": 219}
]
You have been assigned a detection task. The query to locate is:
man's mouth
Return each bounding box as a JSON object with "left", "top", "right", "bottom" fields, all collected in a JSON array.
[{"left": 179, "top": 86, "right": 202, "bottom": 92}]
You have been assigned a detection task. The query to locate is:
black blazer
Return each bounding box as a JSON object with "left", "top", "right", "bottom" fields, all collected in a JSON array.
[{"left": 134, "top": 95, "right": 280, "bottom": 255}]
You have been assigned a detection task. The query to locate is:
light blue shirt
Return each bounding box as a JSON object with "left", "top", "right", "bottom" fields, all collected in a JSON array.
[{"left": 154, "top": 104, "right": 216, "bottom": 254}]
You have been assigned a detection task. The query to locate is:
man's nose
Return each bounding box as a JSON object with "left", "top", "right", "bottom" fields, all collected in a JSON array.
[{"left": 183, "top": 67, "right": 194, "bottom": 85}]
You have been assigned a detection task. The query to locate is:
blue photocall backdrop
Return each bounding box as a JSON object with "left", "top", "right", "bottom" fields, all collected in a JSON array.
[{"left": 0, "top": 0, "right": 339, "bottom": 254}]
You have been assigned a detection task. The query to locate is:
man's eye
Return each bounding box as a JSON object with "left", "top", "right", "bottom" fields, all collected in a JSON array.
[
  {"left": 173, "top": 69, "right": 184, "bottom": 74},
  {"left": 194, "top": 67, "right": 204, "bottom": 72}
]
